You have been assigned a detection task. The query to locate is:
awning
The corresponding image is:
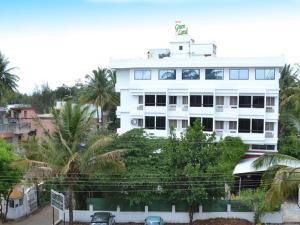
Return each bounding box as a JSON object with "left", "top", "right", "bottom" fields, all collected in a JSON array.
[{"left": 233, "top": 157, "right": 300, "bottom": 175}]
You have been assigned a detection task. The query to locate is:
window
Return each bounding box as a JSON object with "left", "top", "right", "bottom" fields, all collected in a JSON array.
[
  {"left": 205, "top": 69, "right": 224, "bottom": 80},
  {"left": 145, "top": 95, "right": 155, "bottom": 106},
  {"left": 19, "top": 198, "right": 23, "bottom": 206},
  {"left": 169, "top": 120, "right": 177, "bottom": 129},
  {"left": 182, "top": 120, "right": 188, "bottom": 129},
  {"left": 230, "top": 96, "right": 237, "bottom": 106},
  {"left": 156, "top": 116, "right": 166, "bottom": 130},
  {"left": 145, "top": 116, "right": 155, "bottom": 129},
  {"left": 169, "top": 96, "right": 177, "bottom": 105},
  {"left": 182, "top": 96, "right": 188, "bottom": 105},
  {"left": 138, "top": 119, "right": 143, "bottom": 127},
  {"left": 238, "top": 119, "right": 250, "bottom": 133},
  {"left": 239, "top": 96, "right": 251, "bottom": 108},
  {"left": 134, "top": 70, "right": 151, "bottom": 80},
  {"left": 255, "top": 69, "right": 275, "bottom": 80},
  {"left": 203, "top": 118, "right": 213, "bottom": 131},
  {"left": 229, "top": 69, "right": 249, "bottom": 80},
  {"left": 265, "top": 122, "right": 274, "bottom": 131},
  {"left": 252, "top": 119, "right": 264, "bottom": 133},
  {"left": 203, "top": 95, "right": 213, "bottom": 107},
  {"left": 156, "top": 95, "right": 166, "bottom": 106},
  {"left": 138, "top": 96, "right": 143, "bottom": 104},
  {"left": 159, "top": 70, "right": 176, "bottom": 80},
  {"left": 216, "top": 96, "right": 224, "bottom": 105},
  {"left": 190, "top": 95, "right": 202, "bottom": 107},
  {"left": 229, "top": 121, "right": 237, "bottom": 130},
  {"left": 266, "top": 97, "right": 275, "bottom": 106},
  {"left": 253, "top": 96, "right": 264, "bottom": 108},
  {"left": 179, "top": 45, "right": 183, "bottom": 50},
  {"left": 182, "top": 69, "right": 200, "bottom": 80},
  {"left": 190, "top": 117, "right": 201, "bottom": 127},
  {"left": 252, "top": 145, "right": 275, "bottom": 150},
  {"left": 215, "top": 121, "right": 224, "bottom": 130},
  {"left": 9, "top": 200, "right": 14, "bottom": 208}
]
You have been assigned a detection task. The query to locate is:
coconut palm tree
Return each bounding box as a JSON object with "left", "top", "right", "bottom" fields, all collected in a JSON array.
[
  {"left": 42, "top": 102, "right": 125, "bottom": 225},
  {"left": 0, "top": 52, "right": 19, "bottom": 103},
  {"left": 80, "top": 68, "right": 118, "bottom": 128},
  {"left": 253, "top": 154, "right": 300, "bottom": 210}
]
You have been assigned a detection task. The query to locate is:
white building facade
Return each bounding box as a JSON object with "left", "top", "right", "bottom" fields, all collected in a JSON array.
[{"left": 110, "top": 26, "right": 284, "bottom": 154}]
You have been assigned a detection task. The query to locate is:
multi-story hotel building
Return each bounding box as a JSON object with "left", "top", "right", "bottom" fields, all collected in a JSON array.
[{"left": 110, "top": 24, "right": 284, "bottom": 155}]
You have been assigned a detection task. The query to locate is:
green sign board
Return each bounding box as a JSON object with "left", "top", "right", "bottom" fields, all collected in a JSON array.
[
  {"left": 175, "top": 23, "right": 188, "bottom": 35},
  {"left": 51, "top": 189, "right": 65, "bottom": 211}
]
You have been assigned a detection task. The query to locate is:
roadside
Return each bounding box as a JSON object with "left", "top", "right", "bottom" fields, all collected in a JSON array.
[{"left": 0, "top": 204, "right": 58, "bottom": 225}]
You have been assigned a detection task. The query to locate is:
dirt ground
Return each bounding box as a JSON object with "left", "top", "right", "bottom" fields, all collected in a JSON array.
[{"left": 59, "top": 218, "right": 254, "bottom": 225}]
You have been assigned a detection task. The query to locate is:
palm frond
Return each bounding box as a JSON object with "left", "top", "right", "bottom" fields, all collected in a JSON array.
[{"left": 253, "top": 153, "right": 300, "bottom": 169}]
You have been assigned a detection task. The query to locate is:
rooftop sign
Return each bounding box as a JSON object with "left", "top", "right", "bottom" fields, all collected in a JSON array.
[{"left": 175, "top": 22, "right": 188, "bottom": 36}]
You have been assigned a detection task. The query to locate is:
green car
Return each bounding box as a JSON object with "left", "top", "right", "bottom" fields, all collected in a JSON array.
[{"left": 144, "top": 216, "right": 164, "bottom": 225}]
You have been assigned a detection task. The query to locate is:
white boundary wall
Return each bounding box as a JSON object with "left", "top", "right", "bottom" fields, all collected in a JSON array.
[{"left": 59, "top": 204, "right": 283, "bottom": 223}]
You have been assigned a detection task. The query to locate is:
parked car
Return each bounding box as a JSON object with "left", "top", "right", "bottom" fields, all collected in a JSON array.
[
  {"left": 144, "top": 216, "right": 164, "bottom": 225},
  {"left": 90, "top": 212, "right": 115, "bottom": 225}
]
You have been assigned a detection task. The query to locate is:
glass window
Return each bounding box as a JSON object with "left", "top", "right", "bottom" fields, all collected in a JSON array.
[
  {"left": 266, "top": 97, "right": 275, "bottom": 106},
  {"left": 203, "top": 118, "right": 213, "bottom": 131},
  {"left": 205, "top": 69, "right": 224, "bottom": 80},
  {"left": 203, "top": 95, "right": 213, "bottom": 107},
  {"left": 159, "top": 70, "right": 176, "bottom": 80},
  {"left": 238, "top": 119, "right": 250, "bottom": 133},
  {"left": 216, "top": 96, "right": 224, "bottom": 105},
  {"left": 229, "top": 69, "right": 249, "bottom": 80},
  {"left": 182, "top": 120, "right": 188, "bottom": 128},
  {"left": 190, "top": 117, "right": 201, "bottom": 127},
  {"left": 252, "top": 119, "right": 264, "bottom": 133},
  {"left": 19, "top": 198, "right": 23, "bottom": 206},
  {"left": 182, "top": 96, "right": 188, "bottom": 105},
  {"left": 145, "top": 95, "right": 155, "bottom": 106},
  {"left": 138, "top": 119, "right": 143, "bottom": 127},
  {"left": 215, "top": 121, "right": 224, "bottom": 130},
  {"left": 156, "top": 116, "right": 166, "bottom": 130},
  {"left": 138, "top": 96, "right": 143, "bottom": 104},
  {"left": 190, "top": 95, "right": 202, "bottom": 107},
  {"left": 9, "top": 200, "right": 14, "bottom": 208},
  {"left": 230, "top": 96, "right": 237, "bottom": 106},
  {"left": 182, "top": 69, "right": 200, "bottom": 80},
  {"left": 145, "top": 116, "right": 155, "bottom": 129},
  {"left": 169, "top": 120, "right": 177, "bottom": 129},
  {"left": 169, "top": 96, "right": 177, "bottom": 105},
  {"left": 265, "top": 122, "right": 274, "bottom": 131},
  {"left": 239, "top": 96, "right": 251, "bottom": 108},
  {"left": 229, "top": 121, "right": 237, "bottom": 130},
  {"left": 156, "top": 95, "right": 166, "bottom": 106},
  {"left": 252, "top": 145, "right": 275, "bottom": 150},
  {"left": 253, "top": 96, "right": 264, "bottom": 108},
  {"left": 134, "top": 70, "right": 151, "bottom": 80},
  {"left": 255, "top": 69, "right": 275, "bottom": 80}
]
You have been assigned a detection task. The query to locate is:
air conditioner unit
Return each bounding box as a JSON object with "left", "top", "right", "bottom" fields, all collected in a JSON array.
[
  {"left": 231, "top": 106, "right": 237, "bottom": 109},
  {"left": 131, "top": 119, "right": 138, "bottom": 125},
  {"left": 215, "top": 105, "right": 224, "bottom": 112},
  {"left": 137, "top": 105, "right": 143, "bottom": 110},
  {"left": 229, "top": 130, "right": 237, "bottom": 133},
  {"left": 266, "top": 107, "right": 274, "bottom": 113},
  {"left": 265, "top": 131, "right": 274, "bottom": 138}
]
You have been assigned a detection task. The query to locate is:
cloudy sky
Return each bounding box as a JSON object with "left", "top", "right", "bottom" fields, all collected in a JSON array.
[{"left": 0, "top": 0, "right": 299, "bottom": 93}]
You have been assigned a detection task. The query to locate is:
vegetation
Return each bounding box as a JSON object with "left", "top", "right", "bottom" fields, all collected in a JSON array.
[
  {"left": 41, "top": 101, "right": 125, "bottom": 225},
  {"left": 0, "top": 139, "right": 24, "bottom": 222},
  {"left": 80, "top": 68, "right": 118, "bottom": 127},
  {"left": 0, "top": 52, "right": 19, "bottom": 105}
]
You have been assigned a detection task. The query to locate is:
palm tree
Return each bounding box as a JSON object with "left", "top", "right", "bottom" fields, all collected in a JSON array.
[
  {"left": 42, "top": 102, "right": 125, "bottom": 225},
  {"left": 253, "top": 154, "right": 300, "bottom": 210},
  {"left": 0, "top": 52, "right": 19, "bottom": 103},
  {"left": 80, "top": 68, "right": 118, "bottom": 128}
]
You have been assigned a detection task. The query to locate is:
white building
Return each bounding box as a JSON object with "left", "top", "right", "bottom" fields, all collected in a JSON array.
[{"left": 110, "top": 24, "right": 284, "bottom": 155}]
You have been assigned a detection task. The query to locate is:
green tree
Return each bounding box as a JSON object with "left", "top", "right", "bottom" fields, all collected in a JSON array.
[
  {"left": 0, "top": 139, "right": 23, "bottom": 222},
  {"left": 0, "top": 52, "right": 19, "bottom": 105},
  {"left": 42, "top": 101, "right": 125, "bottom": 225},
  {"left": 239, "top": 188, "right": 268, "bottom": 224},
  {"left": 80, "top": 68, "right": 118, "bottom": 127}
]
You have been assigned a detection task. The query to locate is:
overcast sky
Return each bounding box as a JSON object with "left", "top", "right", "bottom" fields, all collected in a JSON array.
[{"left": 0, "top": 0, "right": 299, "bottom": 93}]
